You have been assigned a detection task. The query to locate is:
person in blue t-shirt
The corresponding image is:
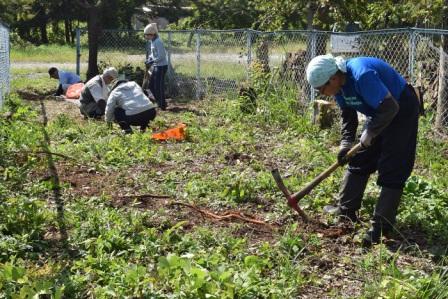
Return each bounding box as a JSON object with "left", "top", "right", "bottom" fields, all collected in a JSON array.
[
  {"left": 306, "top": 54, "right": 420, "bottom": 247},
  {"left": 143, "top": 23, "right": 168, "bottom": 110},
  {"left": 48, "top": 67, "right": 82, "bottom": 96}
]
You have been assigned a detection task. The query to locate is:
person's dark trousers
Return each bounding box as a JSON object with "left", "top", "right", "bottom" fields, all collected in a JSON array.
[
  {"left": 80, "top": 100, "right": 106, "bottom": 119},
  {"left": 114, "top": 107, "right": 157, "bottom": 133},
  {"left": 348, "top": 85, "right": 420, "bottom": 190},
  {"left": 149, "top": 65, "right": 168, "bottom": 110},
  {"left": 55, "top": 84, "right": 64, "bottom": 96},
  {"left": 347, "top": 85, "right": 420, "bottom": 243},
  {"left": 337, "top": 171, "right": 370, "bottom": 222}
]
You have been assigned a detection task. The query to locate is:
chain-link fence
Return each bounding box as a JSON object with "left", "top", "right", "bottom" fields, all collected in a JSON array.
[
  {"left": 0, "top": 21, "right": 10, "bottom": 109},
  {"left": 76, "top": 27, "right": 448, "bottom": 132}
]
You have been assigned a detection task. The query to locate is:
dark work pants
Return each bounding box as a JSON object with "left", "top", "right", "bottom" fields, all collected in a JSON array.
[
  {"left": 149, "top": 65, "right": 168, "bottom": 110},
  {"left": 347, "top": 85, "right": 420, "bottom": 189},
  {"left": 56, "top": 81, "right": 83, "bottom": 96},
  {"left": 55, "top": 84, "right": 64, "bottom": 96},
  {"left": 114, "top": 107, "right": 156, "bottom": 132},
  {"left": 80, "top": 100, "right": 106, "bottom": 119}
]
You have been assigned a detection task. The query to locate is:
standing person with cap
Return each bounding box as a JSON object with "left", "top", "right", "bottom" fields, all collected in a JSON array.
[
  {"left": 79, "top": 67, "right": 118, "bottom": 119},
  {"left": 143, "top": 23, "right": 168, "bottom": 110},
  {"left": 306, "top": 54, "right": 420, "bottom": 247},
  {"left": 48, "top": 67, "right": 82, "bottom": 96},
  {"left": 105, "top": 79, "right": 157, "bottom": 134}
]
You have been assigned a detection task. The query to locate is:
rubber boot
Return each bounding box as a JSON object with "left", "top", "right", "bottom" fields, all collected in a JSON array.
[
  {"left": 324, "top": 171, "right": 369, "bottom": 223},
  {"left": 362, "top": 186, "right": 403, "bottom": 247}
]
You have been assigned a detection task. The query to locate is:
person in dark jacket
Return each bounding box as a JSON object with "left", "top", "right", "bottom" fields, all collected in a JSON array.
[
  {"left": 143, "top": 23, "right": 168, "bottom": 110},
  {"left": 306, "top": 54, "right": 420, "bottom": 246}
]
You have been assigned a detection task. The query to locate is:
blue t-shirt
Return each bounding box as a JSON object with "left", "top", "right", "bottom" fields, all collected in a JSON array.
[
  {"left": 335, "top": 57, "right": 406, "bottom": 117},
  {"left": 58, "top": 71, "right": 81, "bottom": 90}
]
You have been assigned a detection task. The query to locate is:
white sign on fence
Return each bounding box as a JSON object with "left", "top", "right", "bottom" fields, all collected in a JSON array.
[{"left": 331, "top": 34, "right": 360, "bottom": 53}]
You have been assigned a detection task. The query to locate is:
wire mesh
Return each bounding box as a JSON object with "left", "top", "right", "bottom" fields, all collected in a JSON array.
[
  {"left": 413, "top": 32, "right": 448, "bottom": 131},
  {"left": 76, "top": 28, "right": 448, "bottom": 133},
  {"left": 0, "top": 21, "right": 10, "bottom": 108}
]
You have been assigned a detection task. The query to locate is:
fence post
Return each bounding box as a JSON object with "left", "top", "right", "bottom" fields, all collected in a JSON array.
[
  {"left": 0, "top": 21, "right": 10, "bottom": 109},
  {"left": 167, "top": 31, "right": 172, "bottom": 72},
  {"left": 310, "top": 30, "right": 317, "bottom": 102},
  {"left": 167, "top": 31, "right": 172, "bottom": 96},
  {"left": 436, "top": 45, "right": 448, "bottom": 129},
  {"left": 76, "top": 28, "right": 81, "bottom": 76},
  {"left": 247, "top": 29, "right": 252, "bottom": 81},
  {"left": 196, "top": 30, "right": 202, "bottom": 100},
  {"left": 408, "top": 28, "right": 416, "bottom": 83}
]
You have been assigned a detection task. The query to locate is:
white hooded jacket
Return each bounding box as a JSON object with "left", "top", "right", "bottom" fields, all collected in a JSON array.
[{"left": 105, "top": 81, "right": 157, "bottom": 122}]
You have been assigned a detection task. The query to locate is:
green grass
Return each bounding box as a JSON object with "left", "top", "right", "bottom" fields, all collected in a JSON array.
[
  {"left": 10, "top": 68, "right": 65, "bottom": 92},
  {"left": 1, "top": 68, "right": 447, "bottom": 297},
  {"left": 11, "top": 44, "right": 88, "bottom": 63}
]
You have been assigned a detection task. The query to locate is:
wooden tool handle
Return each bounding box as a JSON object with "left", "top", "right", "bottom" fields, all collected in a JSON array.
[
  {"left": 291, "top": 143, "right": 363, "bottom": 201},
  {"left": 271, "top": 169, "right": 309, "bottom": 222}
]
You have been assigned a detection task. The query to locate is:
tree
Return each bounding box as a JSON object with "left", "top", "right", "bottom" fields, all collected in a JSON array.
[
  {"left": 140, "top": 0, "right": 190, "bottom": 25},
  {"left": 75, "top": 0, "right": 148, "bottom": 79},
  {"left": 183, "top": 0, "right": 257, "bottom": 29},
  {"left": 253, "top": 0, "right": 308, "bottom": 31},
  {"left": 76, "top": 0, "right": 103, "bottom": 80}
]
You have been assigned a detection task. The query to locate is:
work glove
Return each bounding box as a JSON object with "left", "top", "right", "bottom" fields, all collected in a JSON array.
[
  {"left": 337, "top": 144, "right": 352, "bottom": 165},
  {"left": 145, "top": 58, "right": 154, "bottom": 67},
  {"left": 360, "top": 129, "right": 374, "bottom": 148}
]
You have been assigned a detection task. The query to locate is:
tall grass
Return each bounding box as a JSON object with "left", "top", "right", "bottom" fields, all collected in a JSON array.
[{"left": 11, "top": 44, "right": 88, "bottom": 63}]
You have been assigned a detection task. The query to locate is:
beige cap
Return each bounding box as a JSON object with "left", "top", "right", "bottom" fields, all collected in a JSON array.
[
  {"left": 102, "top": 67, "right": 118, "bottom": 79},
  {"left": 144, "top": 23, "right": 158, "bottom": 35}
]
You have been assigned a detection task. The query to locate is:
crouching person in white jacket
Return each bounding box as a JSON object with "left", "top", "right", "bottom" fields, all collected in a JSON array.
[{"left": 105, "top": 80, "right": 157, "bottom": 134}]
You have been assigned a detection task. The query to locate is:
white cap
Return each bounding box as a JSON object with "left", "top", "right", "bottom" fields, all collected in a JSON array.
[
  {"left": 144, "top": 23, "right": 158, "bottom": 35},
  {"left": 306, "top": 54, "right": 347, "bottom": 88},
  {"left": 102, "top": 67, "right": 118, "bottom": 79}
]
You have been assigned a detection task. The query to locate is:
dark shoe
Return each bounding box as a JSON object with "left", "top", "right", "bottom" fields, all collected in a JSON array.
[
  {"left": 122, "top": 128, "right": 133, "bottom": 135},
  {"left": 362, "top": 225, "right": 391, "bottom": 247},
  {"left": 323, "top": 205, "right": 358, "bottom": 223},
  {"left": 158, "top": 100, "right": 167, "bottom": 111},
  {"left": 363, "top": 187, "right": 403, "bottom": 248}
]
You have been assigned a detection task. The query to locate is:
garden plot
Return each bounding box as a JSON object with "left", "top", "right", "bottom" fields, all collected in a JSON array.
[{"left": 1, "top": 76, "right": 447, "bottom": 297}]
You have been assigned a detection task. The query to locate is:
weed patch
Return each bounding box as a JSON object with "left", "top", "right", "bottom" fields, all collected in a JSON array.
[{"left": 1, "top": 71, "right": 447, "bottom": 297}]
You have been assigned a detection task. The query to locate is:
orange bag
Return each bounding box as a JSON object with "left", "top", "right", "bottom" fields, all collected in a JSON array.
[
  {"left": 65, "top": 83, "right": 84, "bottom": 99},
  {"left": 151, "top": 123, "right": 187, "bottom": 141}
]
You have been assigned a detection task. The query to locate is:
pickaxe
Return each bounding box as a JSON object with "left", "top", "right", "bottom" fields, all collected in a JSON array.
[{"left": 271, "top": 143, "right": 362, "bottom": 222}]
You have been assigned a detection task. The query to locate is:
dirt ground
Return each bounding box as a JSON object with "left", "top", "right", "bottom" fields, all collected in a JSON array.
[{"left": 24, "top": 95, "right": 438, "bottom": 299}]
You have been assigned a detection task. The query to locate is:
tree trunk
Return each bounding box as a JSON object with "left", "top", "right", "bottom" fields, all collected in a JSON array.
[
  {"left": 70, "top": 20, "right": 75, "bottom": 43},
  {"left": 40, "top": 21, "right": 49, "bottom": 44},
  {"left": 306, "top": 1, "right": 315, "bottom": 30},
  {"left": 65, "top": 18, "right": 71, "bottom": 44},
  {"left": 86, "top": 5, "right": 101, "bottom": 80}
]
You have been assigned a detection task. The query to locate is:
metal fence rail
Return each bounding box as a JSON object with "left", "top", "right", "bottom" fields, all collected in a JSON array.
[
  {"left": 0, "top": 21, "right": 10, "bottom": 109},
  {"left": 76, "top": 27, "right": 448, "bottom": 131}
]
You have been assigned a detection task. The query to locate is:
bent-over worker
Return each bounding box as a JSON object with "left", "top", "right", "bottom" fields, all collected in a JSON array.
[
  {"left": 105, "top": 80, "right": 157, "bottom": 134},
  {"left": 48, "top": 67, "right": 82, "bottom": 96},
  {"left": 306, "top": 54, "right": 420, "bottom": 246},
  {"left": 79, "top": 67, "right": 118, "bottom": 119}
]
